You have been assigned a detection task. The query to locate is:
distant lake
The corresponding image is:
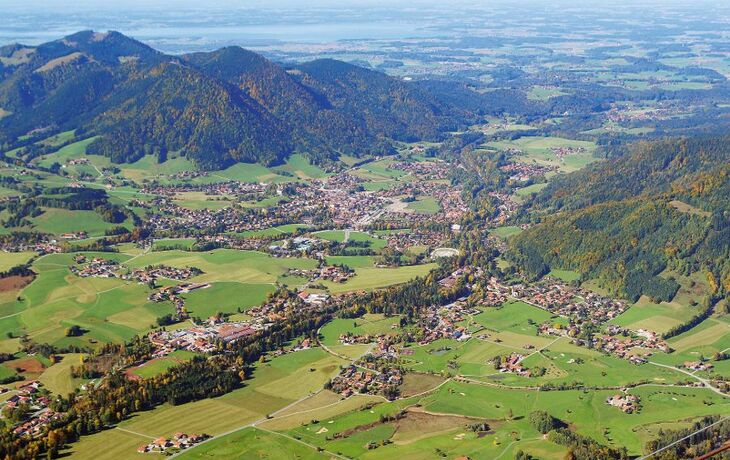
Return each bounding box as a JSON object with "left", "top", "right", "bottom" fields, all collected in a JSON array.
[{"left": 1, "top": 9, "right": 440, "bottom": 51}]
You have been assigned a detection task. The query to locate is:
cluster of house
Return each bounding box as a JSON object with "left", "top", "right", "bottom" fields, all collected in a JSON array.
[
  {"left": 683, "top": 361, "right": 714, "bottom": 372},
  {"left": 383, "top": 228, "right": 447, "bottom": 252},
  {"left": 493, "top": 277, "right": 628, "bottom": 326},
  {"left": 137, "top": 433, "right": 208, "bottom": 453},
  {"left": 474, "top": 276, "right": 509, "bottom": 306},
  {"left": 164, "top": 170, "right": 210, "bottom": 180},
  {"left": 494, "top": 353, "right": 531, "bottom": 377},
  {"left": 550, "top": 146, "right": 586, "bottom": 160},
  {"left": 288, "top": 266, "right": 354, "bottom": 284},
  {"left": 3, "top": 381, "right": 63, "bottom": 438},
  {"left": 487, "top": 192, "right": 520, "bottom": 225},
  {"left": 148, "top": 282, "right": 210, "bottom": 319},
  {"left": 122, "top": 265, "right": 200, "bottom": 284},
  {"left": 388, "top": 160, "right": 451, "bottom": 181},
  {"left": 606, "top": 393, "right": 641, "bottom": 413},
  {"left": 65, "top": 158, "right": 89, "bottom": 166},
  {"left": 417, "top": 298, "right": 479, "bottom": 345},
  {"left": 499, "top": 162, "right": 555, "bottom": 183},
  {"left": 296, "top": 291, "right": 331, "bottom": 306},
  {"left": 329, "top": 364, "right": 403, "bottom": 398},
  {"left": 59, "top": 231, "right": 88, "bottom": 240},
  {"left": 148, "top": 318, "right": 262, "bottom": 356},
  {"left": 144, "top": 179, "right": 270, "bottom": 198},
  {"left": 1, "top": 240, "right": 60, "bottom": 255},
  {"left": 268, "top": 237, "right": 326, "bottom": 257},
  {"left": 70, "top": 256, "right": 119, "bottom": 278},
  {"left": 71, "top": 257, "right": 200, "bottom": 284}
]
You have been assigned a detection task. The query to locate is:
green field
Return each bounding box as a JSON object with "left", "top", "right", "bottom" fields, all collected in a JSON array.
[
  {"left": 132, "top": 350, "right": 200, "bottom": 379},
  {"left": 490, "top": 226, "right": 523, "bottom": 238},
  {"left": 406, "top": 196, "right": 441, "bottom": 214},
  {"left": 64, "top": 348, "right": 347, "bottom": 459},
  {"left": 180, "top": 427, "right": 328, "bottom": 459},
  {"left": 0, "top": 251, "right": 35, "bottom": 271},
  {"left": 486, "top": 136, "right": 598, "bottom": 172},
  {"left": 30, "top": 208, "right": 134, "bottom": 236},
  {"left": 182, "top": 282, "right": 275, "bottom": 318},
  {"left": 526, "top": 86, "right": 569, "bottom": 100},
  {"left": 0, "top": 249, "right": 316, "bottom": 351},
  {"left": 322, "top": 263, "right": 437, "bottom": 293},
  {"left": 547, "top": 269, "right": 581, "bottom": 282}
]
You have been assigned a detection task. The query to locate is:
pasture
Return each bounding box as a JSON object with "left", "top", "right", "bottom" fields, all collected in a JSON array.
[
  {"left": 322, "top": 263, "right": 437, "bottom": 293},
  {"left": 486, "top": 136, "right": 597, "bottom": 172},
  {"left": 64, "top": 347, "right": 347, "bottom": 459},
  {"left": 0, "top": 249, "right": 316, "bottom": 351}
]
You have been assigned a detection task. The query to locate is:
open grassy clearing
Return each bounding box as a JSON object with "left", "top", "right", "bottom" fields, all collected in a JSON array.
[
  {"left": 29, "top": 208, "right": 134, "bottom": 236},
  {"left": 0, "top": 251, "right": 35, "bottom": 271},
  {"left": 0, "top": 249, "right": 316, "bottom": 351},
  {"left": 547, "top": 269, "right": 581, "bottom": 282},
  {"left": 526, "top": 86, "right": 569, "bottom": 100},
  {"left": 273, "top": 153, "right": 329, "bottom": 180},
  {"left": 486, "top": 136, "right": 598, "bottom": 172},
  {"left": 182, "top": 282, "right": 275, "bottom": 318},
  {"left": 36, "top": 353, "right": 88, "bottom": 395},
  {"left": 132, "top": 350, "right": 201, "bottom": 379},
  {"left": 421, "top": 380, "right": 730, "bottom": 455},
  {"left": 610, "top": 295, "right": 699, "bottom": 334},
  {"left": 325, "top": 255, "right": 375, "bottom": 268},
  {"left": 180, "top": 427, "right": 328, "bottom": 459},
  {"left": 489, "top": 225, "right": 523, "bottom": 239},
  {"left": 322, "top": 263, "right": 437, "bottom": 293},
  {"left": 406, "top": 196, "right": 440, "bottom": 214}
]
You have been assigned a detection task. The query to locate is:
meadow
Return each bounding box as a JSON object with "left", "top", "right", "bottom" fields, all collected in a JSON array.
[{"left": 485, "top": 136, "right": 598, "bottom": 172}]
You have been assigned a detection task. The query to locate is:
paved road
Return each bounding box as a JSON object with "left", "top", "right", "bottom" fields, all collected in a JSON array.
[{"left": 648, "top": 361, "right": 728, "bottom": 397}]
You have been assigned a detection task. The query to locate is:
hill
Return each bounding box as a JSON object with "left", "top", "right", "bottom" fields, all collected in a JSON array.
[
  {"left": 0, "top": 31, "right": 474, "bottom": 169},
  {"left": 508, "top": 136, "right": 730, "bottom": 302}
]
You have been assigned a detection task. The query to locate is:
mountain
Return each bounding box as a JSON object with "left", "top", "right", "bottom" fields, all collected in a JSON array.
[
  {"left": 0, "top": 31, "right": 475, "bottom": 169},
  {"left": 508, "top": 136, "right": 730, "bottom": 302}
]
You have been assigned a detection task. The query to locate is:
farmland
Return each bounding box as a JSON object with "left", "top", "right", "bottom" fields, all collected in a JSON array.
[{"left": 1, "top": 6, "right": 729, "bottom": 458}]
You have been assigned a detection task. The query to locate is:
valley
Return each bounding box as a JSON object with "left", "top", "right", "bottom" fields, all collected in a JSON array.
[{"left": 0, "top": 5, "right": 729, "bottom": 459}]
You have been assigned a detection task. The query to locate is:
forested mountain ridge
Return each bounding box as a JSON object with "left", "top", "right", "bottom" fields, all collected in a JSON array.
[
  {"left": 0, "top": 31, "right": 474, "bottom": 168},
  {"left": 509, "top": 136, "right": 730, "bottom": 303},
  {"left": 529, "top": 136, "right": 730, "bottom": 214}
]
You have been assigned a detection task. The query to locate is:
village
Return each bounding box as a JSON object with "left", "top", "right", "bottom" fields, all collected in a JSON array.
[
  {"left": 0, "top": 381, "right": 63, "bottom": 439},
  {"left": 70, "top": 256, "right": 201, "bottom": 285},
  {"left": 137, "top": 433, "right": 208, "bottom": 454},
  {"left": 606, "top": 392, "right": 641, "bottom": 414}
]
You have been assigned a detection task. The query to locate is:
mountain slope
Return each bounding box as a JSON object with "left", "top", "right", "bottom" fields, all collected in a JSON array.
[
  {"left": 0, "top": 31, "right": 475, "bottom": 168},
  {"left": 508, "top": 136, "right": 730, "bottom": 301}
]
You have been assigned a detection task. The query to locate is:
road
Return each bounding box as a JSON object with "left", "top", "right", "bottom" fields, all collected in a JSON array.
[{"left": 648, "top": 361, "right": 728, "bottom": 398}]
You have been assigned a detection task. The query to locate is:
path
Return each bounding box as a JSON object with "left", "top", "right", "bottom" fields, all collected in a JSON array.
[{"left": 648, "top": 361, "right": 728, "bottom": 398}]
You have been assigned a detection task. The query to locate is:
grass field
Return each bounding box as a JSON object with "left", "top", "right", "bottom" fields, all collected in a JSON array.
[
  {"left": 547, "top": 269, "right": 581, "bottom": 282},
  {"left": 273, "top": 153, "right": 329, "bottom": 180},
  {"left": 30, "top": 208, "right": 134, "bottom": 236},
  {"left": 314, "top": 230, "right": 386, "bottom": 250},
  {"left": 0, "top": 249, "right": 316, "bottom": 351},
  {"left": 406, "top": 196, "right": 440, "bottom": 214},
  {"left": 490, "top": 226, "right": 523, "bottom": 239},
  {"left": 182, "top": 282, "right": 275, "bottom": 317},
  {"left": 179, "top": 427, "right": 328, "bottom": 459},
  {"left": 132, "top": 350, "right": 200, "bottom": 379},
  {"left": 486, "top": 136, "right": 597, "bottom": 172},
  {"left": 0, "top": 251, "right": 35, "bottom": 271},
  {"left": 322, "top": 263, "right": 437, "bottom": 293},
  {"left": 526, "top": 86, "right": 569, "bottom": 100},
  {"left": 37, "top": 353, "right": 88, "bottom": 395},
  {"left": 64, "top": 348, "right": 347, "bottom": 459}
]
